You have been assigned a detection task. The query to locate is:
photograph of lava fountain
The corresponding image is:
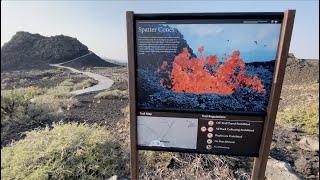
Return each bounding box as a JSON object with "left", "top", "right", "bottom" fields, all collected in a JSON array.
[
  {"left": 136, "top": 22, "right": 280, "bottom": 114},
  {"left": 137, "top": 46, "right": 275, "bottom": 114},
  {"left": 157, "top": 47, "right": 266, "bottom": 95}
]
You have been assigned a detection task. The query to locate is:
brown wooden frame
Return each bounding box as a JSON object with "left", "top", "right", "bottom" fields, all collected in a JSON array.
[
  {"left": 251, "top": 10, "right": 296, "bottom": 180},
  {"left": 126, "top": 11, "right": 138, "bottom": 180},
  {"left": 126, "top": 10, "right": 295, "bottom": 180}
]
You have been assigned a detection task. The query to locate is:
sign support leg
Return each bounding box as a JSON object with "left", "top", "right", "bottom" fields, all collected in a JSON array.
[
  {"left": 126, "top": 11, "right": 139, "bottom": 180},
  {"left": 251, "top": 10, "right": 295, "bottom": 180},
  {"left": 130, "top": 145, "right": 138, "bottom": 180}
]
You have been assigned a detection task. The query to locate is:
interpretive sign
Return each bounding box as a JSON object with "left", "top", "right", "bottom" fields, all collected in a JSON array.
[
  {"left": 134, "top": 13, "right": 281, "bottom": 155},
  {"left": 127, "top": 11, "right": 295, "bottom": 180}
]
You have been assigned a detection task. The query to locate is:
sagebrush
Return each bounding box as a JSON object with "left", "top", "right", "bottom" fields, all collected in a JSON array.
[{"left": 1, "top": 123, "right": 125, "bottom": 180}]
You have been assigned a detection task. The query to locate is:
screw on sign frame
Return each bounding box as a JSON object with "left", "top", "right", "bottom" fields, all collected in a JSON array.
[{"left": 126, "top": 10, "right": 295, "bottom": 180}]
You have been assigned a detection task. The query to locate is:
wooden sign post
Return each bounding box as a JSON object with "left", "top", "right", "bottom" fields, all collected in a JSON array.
[
  {"left": 126, "top": 10, "right": 295, "bottom": 180},
  {"left": 126, "top": 11, "right": 138, "bottom": 180},
  {"left": 251, "top": 10, "right": 295, "bottom": 180}
]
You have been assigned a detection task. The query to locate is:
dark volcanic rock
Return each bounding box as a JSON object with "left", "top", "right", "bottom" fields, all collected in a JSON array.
[
  {"left": 271, "top": 127, "right": 319, "bottom": 178},
  {"left": 284, "top": 53, "right": 319, "bottom": 85},
  {"left": 63, "top": 52, "right": 118, "bottom": 69},
  {"left": 1, "top": 31, "right": 117, "bottom": 71}
]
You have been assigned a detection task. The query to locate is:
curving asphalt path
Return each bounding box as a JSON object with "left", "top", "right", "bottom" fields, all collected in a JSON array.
[{"left": 49, "top": 54, "right": 114, "bottom": 95}]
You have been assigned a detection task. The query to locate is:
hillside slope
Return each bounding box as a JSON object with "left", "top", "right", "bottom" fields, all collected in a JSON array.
[
  {"left": 284, "top": 53, "right": 319, "bottom": 85},
  {"left": 1, "top": 31, "right": 117, "bottom": 71},
  {"left": 62, "top": 52, "right": 118, "bottom": 68}
]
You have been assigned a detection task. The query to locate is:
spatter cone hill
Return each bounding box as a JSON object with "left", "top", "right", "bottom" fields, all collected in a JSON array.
[{"left": 1, "top": 31, "right": 117, "bottom": 71}]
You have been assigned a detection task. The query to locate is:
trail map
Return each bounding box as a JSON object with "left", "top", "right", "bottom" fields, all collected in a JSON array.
[{"left": 137, "top": 116, "right": 198, "bottom": 149}]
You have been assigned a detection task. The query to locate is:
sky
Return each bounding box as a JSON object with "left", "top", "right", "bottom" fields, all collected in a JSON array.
[
  {"left": 1, "top": 0, "right": 319, "bottom": 62},
  {"left": 171, "top": 23, "right": 281, "bottom": 62}
]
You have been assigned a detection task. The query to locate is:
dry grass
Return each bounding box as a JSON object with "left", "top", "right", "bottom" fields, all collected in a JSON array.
[
  {"left": 94, "top": 89, "right": 128, "bottom": 100},
  {"left": 277, "top": 101, "right": 319, "bottom": 134},
  {"left": 277, "top": 83, "right": 319, "bottom": 134},
  {"left": 73, "top": 79, "right": 97, "bottom": 90},
  {"left": 139, "top": 151, "right": 243, "bottom": 180},
  {"left": 0, "top": 77, "right": 95, "bottom": 146}
]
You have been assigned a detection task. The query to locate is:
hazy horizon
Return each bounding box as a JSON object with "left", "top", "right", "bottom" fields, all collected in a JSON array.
[{"left": 1, "top": 1, "right": 319, "bottom": 62}]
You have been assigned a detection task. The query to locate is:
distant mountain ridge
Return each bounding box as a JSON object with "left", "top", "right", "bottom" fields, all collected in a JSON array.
[
  {"left": 102, "top": 58, "right": 127, "bottom": 66},
  {"left": 1, "top": 31, "right": 117, "bottom": 71}
]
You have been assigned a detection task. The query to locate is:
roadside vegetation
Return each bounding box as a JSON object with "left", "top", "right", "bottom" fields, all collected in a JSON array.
[
  {"left": 276, "top": 83, "right": 319, "bottom": 134},
  {"left": 1, "top": 87, "right": 60, "bottom": 146},
  {"left": 1, "top": 123, "right": 125, "bottom": 179},
  {"left": 277, "top": 101, "right": 319, "bottom": 134},
  {"left": 94, "top": 89, "right": 128, "bottom": 99},
  {"left": 1, "top": 77, "right": 97, "bottom": 146}
]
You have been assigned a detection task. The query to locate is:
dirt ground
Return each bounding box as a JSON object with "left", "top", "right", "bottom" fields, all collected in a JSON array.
[
  {"left": 271, "top": 127, "right": 319, "bottom": 178},
  {"left": 65, "top": 93, "right": 128, "bottom": 129},
  {"left": 1, "top": 68, "right": 90, "bottom": 90}
]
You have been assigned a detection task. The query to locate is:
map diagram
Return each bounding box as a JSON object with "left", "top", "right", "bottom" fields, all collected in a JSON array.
[{"left": 137, "top": 116, "right": 198, "bottom": 149}]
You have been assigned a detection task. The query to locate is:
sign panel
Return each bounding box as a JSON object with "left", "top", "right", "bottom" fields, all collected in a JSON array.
[
  {"left": 137, "top": 112, "right": 264, "bottom": 156},
  {"left": 131, "top": 13, "right": 284, "bottom": 157}
]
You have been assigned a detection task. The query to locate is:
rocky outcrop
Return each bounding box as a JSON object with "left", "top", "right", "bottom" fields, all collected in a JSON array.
[
  {"left": 297, "top": 136, "right": 319, "bottom": 152},
  {"left": 266, "top": 158, "right": 301, "bottom": 180},
  {"left": 284, "top": 53, "right": 319, "bottom": 85},
  {"left": 271, "top": 127, "right": 319, "bottom": 178},
  {"left": 1, "top": 31, "right": 117, "bottom": 71}
]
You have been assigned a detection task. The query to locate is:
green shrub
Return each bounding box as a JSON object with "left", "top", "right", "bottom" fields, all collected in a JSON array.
[
  {"left": 59, "top": 79, "right": 75, "bottom": 87},
  {"left": 1, "top": 123, "right": 124, "bottom": 180},
  {"left": 57, "top": 79, "right": 97, "bottom": 95},
  {"left": 32, "top": 94, "right": 79, "bottom": 111},
  {"left": 73, "top": 79, "right": 97, "bottom": 90},
  {"left": 277, "top": 102, "right": 319, "bottom": 134},
  {"left": 112, "top": 76, "right": 127, "bottom": 83},
  {"left": 46, "top": 85, "right": 71, "bottom": 97},
  {"left": 1, "top": 87, "right": 60, "bottom": 145},
  {"left": 19, "top": 78, "right": 28, "bottom": 84},
  {"left": 0, "top": 84, "right": 80, "bottom": 145},
  {"left": 94, "top": 90, "right": 128, "bottom": 100},
  {"left": 1, "top": 87, "right": 46, "bottom": 127}
]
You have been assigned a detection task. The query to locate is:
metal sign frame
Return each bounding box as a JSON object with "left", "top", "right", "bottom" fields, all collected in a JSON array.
[{"left": 126, "top": 10, "right": 295, "bottom": 180}]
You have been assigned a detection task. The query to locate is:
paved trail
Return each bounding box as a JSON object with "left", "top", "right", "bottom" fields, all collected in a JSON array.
[{"left": 49, "top": 53, "right": 114, "bottom": 95}]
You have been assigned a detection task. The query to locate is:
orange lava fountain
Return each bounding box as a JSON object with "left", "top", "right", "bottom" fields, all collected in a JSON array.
[{"left": 157, "top": 47, "right": 266, "bottom": 95}]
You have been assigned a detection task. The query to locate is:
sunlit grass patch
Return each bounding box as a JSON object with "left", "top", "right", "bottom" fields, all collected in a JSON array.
[
  {"left": 277, "top": 101, "right": 319, "bottom": 134},
  {"left": 73, "top": 79, "right": 97, "bottom": 90},
  {"left": 94, "top": 89, "right": 128, "bottom": 99}
]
